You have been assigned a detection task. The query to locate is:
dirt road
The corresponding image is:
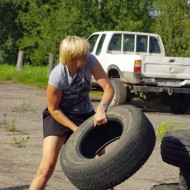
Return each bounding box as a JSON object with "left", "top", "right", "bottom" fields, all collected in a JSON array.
[{"left": 0, "top": 81, "right": 190, "bottom": 190}]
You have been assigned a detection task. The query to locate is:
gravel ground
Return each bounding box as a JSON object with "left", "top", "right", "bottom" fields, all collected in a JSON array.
[{"left": 0, "top": 81, "right": 190, "bottom": 190}]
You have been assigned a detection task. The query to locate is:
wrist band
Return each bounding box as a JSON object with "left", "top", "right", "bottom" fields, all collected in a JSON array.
[{"left": 100, "top": 102, "right": 108, "bottom": 109}]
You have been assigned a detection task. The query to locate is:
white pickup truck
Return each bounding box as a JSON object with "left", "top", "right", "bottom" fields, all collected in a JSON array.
[{"left": 88, "top": 31, "right": 190, "bottom": 114}]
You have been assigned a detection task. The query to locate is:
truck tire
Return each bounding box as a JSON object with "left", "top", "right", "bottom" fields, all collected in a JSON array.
[
  {"left": 109, "top": 78, "right": 127, "bottom": 107},
  {"left": 169, "top": 94, "right": 190, "bottom": 114},
  {"left": 161, "top": 130, "right": 190, "bottom": 169},
  {"left": 60, "top": 105, "right": 156, "bottom": 190}
]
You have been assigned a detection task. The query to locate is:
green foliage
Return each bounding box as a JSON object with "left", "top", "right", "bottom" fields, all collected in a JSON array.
[
  {"left": 1, "top": 0, "right": 190, "bottom": 65},
  {"left": 156, "top": 120, "right": 188, "bottom": 139},
  {"left": 12, "top": 0, "right": 62, "bottom": 65},
  {"left": 3, "top": 115, "right": 18, "bottom": 133},
  {"left": 0, "top": 0, "right": 22, "bottom": 64},
  {"left": 0, "top": 64, "right": 48, "bottom": 88},
  {"left": 151, "top": 0, "right": 190, "bottom": 56},
  {"left": 156, "top": 120, "right": 173, "bottom": 139},
  {"left": 11, "top": 136, "right": 30, "bottom": 147}
]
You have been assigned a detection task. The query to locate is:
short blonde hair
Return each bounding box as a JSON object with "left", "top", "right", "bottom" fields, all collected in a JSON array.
[{"left": 59, "top": 36, "right": 90, "bottom": 65}]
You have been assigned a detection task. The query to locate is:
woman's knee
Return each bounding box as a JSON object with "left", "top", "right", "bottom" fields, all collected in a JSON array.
[{"left": 37, "top": 163, "right": 55, "bottom": 180}]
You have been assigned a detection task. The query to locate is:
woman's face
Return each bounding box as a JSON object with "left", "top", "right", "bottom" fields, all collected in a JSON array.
[{"left": 75, "top": 54, "right": 88, "bottom": 69}]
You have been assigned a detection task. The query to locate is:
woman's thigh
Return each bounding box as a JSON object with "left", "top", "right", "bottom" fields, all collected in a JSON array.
[{"left": 39, "top": 136, "right": 67, "bottom": 169}]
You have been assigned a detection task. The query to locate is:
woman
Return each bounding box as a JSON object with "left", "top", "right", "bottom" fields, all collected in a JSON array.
[{"left": 29, "top": 36, "right": 115, "bottom": 190}]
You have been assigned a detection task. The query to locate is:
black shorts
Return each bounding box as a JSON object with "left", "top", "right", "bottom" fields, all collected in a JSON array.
[{"left": 43, "top": 108, "right": 95, "bottom": 139}]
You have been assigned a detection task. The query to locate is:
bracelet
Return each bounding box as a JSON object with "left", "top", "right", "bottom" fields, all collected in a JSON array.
[{"left": 100, "top": 102, "right": 108, "bottom": 109}]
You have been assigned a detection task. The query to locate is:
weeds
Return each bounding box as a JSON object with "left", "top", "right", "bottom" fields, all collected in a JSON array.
[
  {"left": 11, "top": 136, "right": 30, "bottom": 147},
  {"left": 11, "top": 100, "right": 32, "bottom": 112},
  {"left": 3, "top": 112, "right": 30, "bottom": 147},
  {"left": 3, "top": 115, "right": 18, "bottom": 133},
  {"left": 156, "top": 120, "right": 188, "bottom": 139}
]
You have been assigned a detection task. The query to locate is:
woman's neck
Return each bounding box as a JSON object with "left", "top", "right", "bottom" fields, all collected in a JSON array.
[{"left": 67, "top": 65, "right": 78, "bottom": 78}]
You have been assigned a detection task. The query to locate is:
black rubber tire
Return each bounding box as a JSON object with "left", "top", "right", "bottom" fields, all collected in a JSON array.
[
  {"left": 109, "top": 78, "right": 127, "bottom": 107},
  {"left": 161, "top": 130, "right": 190, "bottom": 169},
  {"left": 169, "top": 94, "right": 190, "bottom": 114},
  {"left": 60, "top": 105, "right": 156, "bottom": 190},
  {"left": 179, "top": 169, "right": 190, "bottom": 189}
]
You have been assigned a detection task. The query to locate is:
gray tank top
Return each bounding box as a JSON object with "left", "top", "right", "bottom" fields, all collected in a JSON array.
[{"left": 48, "top": 53, "right": 96, "bottom": 114}]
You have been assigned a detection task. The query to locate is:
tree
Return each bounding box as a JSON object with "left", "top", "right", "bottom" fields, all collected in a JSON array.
[
  {"left": 95, "top": 0, "right": 154, "bottom": 32},
  {"left": 0, "top": 0, "right": 22, "bottom": 64},
  {"left": 151, "top": 0, "right": 190, "bottom": 56},
  {"left": 12, "top": 0, "right": 63, "bottom": 65},
  {"left": 9, "top": 0, "right": 155, "bottom": 65}
]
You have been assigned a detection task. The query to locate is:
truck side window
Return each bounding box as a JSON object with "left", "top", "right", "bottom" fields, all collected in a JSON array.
[
  {"left": 136, "top": 35, "right": 147, "bottom": 53},
  {"left": 88, "top": 34, "right": 99, "bottom": 52},
  {"left": 123, "top": 34, "right": 135, "bottom": 52},
  {"left": 108, "top": 34, "right": 121, "bottom": 51},
  {"left": 149, "top": 36, "right": 161, "bottom": 53},
  {"left": 96, "top": 34, "right": 106, "bottom": 55}
]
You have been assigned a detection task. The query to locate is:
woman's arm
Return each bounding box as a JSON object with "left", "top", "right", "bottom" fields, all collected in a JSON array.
[
  {"left": 46, "top": 84, "right": 78, "bottom": 132},
  {"left": 91, "top": 60, "right": 115, "bottom": 126}
]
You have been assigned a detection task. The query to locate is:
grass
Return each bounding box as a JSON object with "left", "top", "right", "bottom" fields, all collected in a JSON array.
[
  {"left": 0, "top": 64, "right": 48, "bottom": 88},
  {"left": 156, "top": 120, "right": 188, "bottom": 139}
]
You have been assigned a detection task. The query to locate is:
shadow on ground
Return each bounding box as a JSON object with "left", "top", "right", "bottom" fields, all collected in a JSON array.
[
  {"left": 151, "top": 183, "right": 179, "bottom": 190},
  {"left": 0, "top": 185, "right": 29, "bottom": 190}
]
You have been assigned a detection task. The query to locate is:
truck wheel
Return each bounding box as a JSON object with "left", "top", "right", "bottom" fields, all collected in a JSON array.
[
  {"left": 60, "top": 105, "right": 156, "bottom": 190},
  {"left": 169, "top": 94, "right": 190, "bottom": 114},
  {"left": 109, "top": 78, "right": 127, "bottom": 107}
]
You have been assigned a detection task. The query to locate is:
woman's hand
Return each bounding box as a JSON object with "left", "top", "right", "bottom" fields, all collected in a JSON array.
[{"left": 94, "top": 105, "right": 107, "bottom": 126}]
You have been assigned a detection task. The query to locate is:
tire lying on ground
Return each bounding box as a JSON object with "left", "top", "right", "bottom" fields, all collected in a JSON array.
[
  {"left": 161, "top": 130, "right": 190, "bottom": 170},
  {"left": 60, "top": 105, "right": 156, "bottom": 190}
]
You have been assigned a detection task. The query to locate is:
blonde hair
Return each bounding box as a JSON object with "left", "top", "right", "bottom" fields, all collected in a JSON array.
[{"left": 59, "top": 36, "right": 90, "bottom": 65}]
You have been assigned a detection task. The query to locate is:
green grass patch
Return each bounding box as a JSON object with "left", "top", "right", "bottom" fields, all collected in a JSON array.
[
  {"left": 156, "top": 120, "right": 188, "bottom": 139},
  {"left": 0, "top": 64, "right": 48, "bottom": 88}
]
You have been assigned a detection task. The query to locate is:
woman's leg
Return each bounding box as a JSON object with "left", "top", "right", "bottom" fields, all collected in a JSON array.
[{"left": 29, "top": 135, "right": 66, "bottom": 190}]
